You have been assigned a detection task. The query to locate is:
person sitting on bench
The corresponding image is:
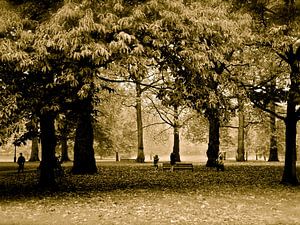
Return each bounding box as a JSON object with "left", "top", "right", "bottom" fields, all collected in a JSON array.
[{"left": 216, "top": 152, "right": 225, "bottom": 171}]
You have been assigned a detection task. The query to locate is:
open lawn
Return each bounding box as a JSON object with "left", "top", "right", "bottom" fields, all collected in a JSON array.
[{"left": 0, "top": 161, "right": 299, "bottom": 225}]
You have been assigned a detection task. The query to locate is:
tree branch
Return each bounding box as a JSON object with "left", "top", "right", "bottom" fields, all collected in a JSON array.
[
  {"left": 147, "top": 96, "right": 174, "bottom": 126},
  {"left": 142, "top": 122, "right": 166, "bottom": 129},
  {"left": 96, "top": 74, "right": 170, "bottom": 91},
  {"left": 221, "top": 125, "right": 238, "bottom": 129},
  {"left": 252, "top": 100, "right": 286, "bottom": 121},
  {"left": 244, "top": 121, "right": 262, "bottom": 128}
]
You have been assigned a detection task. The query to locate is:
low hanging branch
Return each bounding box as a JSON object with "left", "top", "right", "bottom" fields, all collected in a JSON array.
[
  {"left": 251, "top": 99, "right": 286, "bottom": 121},
  {"left": 96, "top": 74, "right": 171, "bottom": 91}
]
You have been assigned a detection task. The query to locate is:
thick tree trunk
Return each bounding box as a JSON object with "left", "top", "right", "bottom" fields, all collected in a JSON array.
[
  {"left": 281, "top": 56, "right": 299, "bottom": 185},
  {"left": 39, "top": 113, "right": 57, "bottom": 187},
  {"left": 281, "top": 99, "right": 298, "bottom": 184},
  {"left": 136, "top": 82, "right": 145, "bottom": 163},
  {"left": 236, "top": 99, "right": 245, "bottom": 161},
  {"left": 206, "top": 110, "right": 220, "bottom": 167},
  {"left": 172, "top": 106, "right": 181, "bottom": 162},
  {"left": 269, "top": 101, "right": 279, "bottom": 161},
  {"left": 29, "top": 136, "right": 40, "bottom": 162},
  {"left": 72, "top": 98, "right": 97, "bottom": 174}
]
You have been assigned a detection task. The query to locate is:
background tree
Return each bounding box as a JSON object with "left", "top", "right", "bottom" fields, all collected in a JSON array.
[
  {"left": 269, "top": 99, "right": 279, "bottom": 161},
  {"left": 27, "top": 118, "right": 40, "bottom": 162},
  {"left": 149, "top": 92, "right": 193, "bottom": 162},
  {"left": 236, "top": 97, "right": 245, "bottom": 161},
  {"left": 233, "top": 0, "right": 300, "bottom": 184}
]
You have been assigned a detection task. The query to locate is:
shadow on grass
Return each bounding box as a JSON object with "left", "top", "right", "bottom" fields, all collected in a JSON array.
[{"left": 0, "top": 161, "right": 299, "bottom": 200}]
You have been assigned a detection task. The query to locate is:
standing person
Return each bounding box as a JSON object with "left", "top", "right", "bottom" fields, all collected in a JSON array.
[
  {"left": 153, "top": 155, "right": 159, "bottom": 170},
  {"left": 170, "top": 152, "right": 176, "bottom": 172},
  {"left": 17, "top": 153, "right": 25, "bottom": 173}
]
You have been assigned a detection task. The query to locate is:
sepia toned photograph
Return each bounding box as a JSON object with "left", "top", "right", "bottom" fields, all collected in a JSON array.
[{"left": 0, "top": 0, "right": 299, "bottom": 224}]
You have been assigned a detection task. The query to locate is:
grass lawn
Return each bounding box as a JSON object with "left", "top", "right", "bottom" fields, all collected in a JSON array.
[{"left": 0, "top": 161, "right": 299, "bottom": 225}]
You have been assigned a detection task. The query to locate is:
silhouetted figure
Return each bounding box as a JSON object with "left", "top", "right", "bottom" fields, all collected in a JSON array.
[
  {"left": 216, "top": 152, "right": 224, "bottom": 171},
  {"left": 170, "top": 152, "right": 176, "bottom": 171},
  {"left": 153, "top": 155, "right": 159, "bottom": 170},
  {"left": 17, "top": 153, "right": 25, "bottom": 173}
]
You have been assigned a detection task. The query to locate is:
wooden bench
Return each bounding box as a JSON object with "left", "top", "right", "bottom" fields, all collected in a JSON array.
[
  {"left": 120, "top": 158, "right": 136, "bottom": 163},
  {"left": 162, "top": 162, "right": 194, "bottom": 171}
]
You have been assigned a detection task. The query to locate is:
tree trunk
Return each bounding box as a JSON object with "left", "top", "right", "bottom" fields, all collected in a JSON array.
[
  {"left": 59, "top": 116, "right": 71, "bottom": 162},
  {"left": 281, "top": 109, "right": 298, "bottom": 184},
  {"left": 172, "top": 106, "right": 181, "bottom": 162},
  {"left": 206, "top": 110, "right": 220, "bottom": 167},
  {"left": 39, "top": 112, "right": 57, "bottom": 187},
  {"left": 281, "top": 79, "right": 298, "bottom": 184},
  {"left": 136, "top": 82, "right": 145, "bottom": 163},
  {"left": 72, "top": 98, "right": 97, "bottom": 174},
  {"left": 60, "top": 134, "right": 70, "bottom": 162},
  {"left": 29, "top": 136, "right": 40, "bottom": 162},
  {"left": 281, "top": 60, "right": 299, "bottom": 185},
  {"left": 269, "top": 101, "right": 279, "bottom": 161},
  {"left": 236, "top": 98, "right": 245, "bottom": 161}
]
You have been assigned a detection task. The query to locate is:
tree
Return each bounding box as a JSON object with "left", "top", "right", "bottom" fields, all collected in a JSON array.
[
  {"left": 94, "top": 88, "right": 137, "bottom": 159},
  {"left": 32, "top": 0, "right": 153, "bottom": 174},
  {"left": 233, "top": 0, "right": 300, "bottom": 184},
  {"left": 56, "top": 113, "right": 73, "bottom": 162},
  {"left": 28, "top": 118, "right": 40, "bottom": 162},
  {"left": 149, "top": 93, "right": 193, "bottom": 162},
  {"left": 273, "top": 43, "right": 300, "bottom": 184},
  {"left": 237, "top": 97, "right": 245, "bottom": 161},
  {"left": 132, "top": 70, "right": 163, "bottom": 163},
  {"left": 139, "top": 0, "right": 252, "bottom": 166},
  {"left": 269, "top": 100, "right": 279, "bottom": 161},
  {"left": 135, "top": 81, "right": 145, "bottom": 162},
  {"left": 72, "top": 97, "right": 97, "bottom": 174},
  {"left": 0, "top": 0, "right": 62, "bottom": 186},
  {"left": 239, "top": 36, "right": 300, "bottom": 184}
]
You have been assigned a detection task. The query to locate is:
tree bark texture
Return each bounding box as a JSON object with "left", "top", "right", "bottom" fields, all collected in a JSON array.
[
  {"left": 72, "top": 98, "right": 97, "bottom": 174},
  {"left": 269, "top": 101, "right": 279, "bottom": 161},
  {"left": 206, "top": 110, "right": 220, "bottom": 167},
  {"left": 281, "top": 93, "right": 298, "bottom": 184},
  {"left": 281, "top": 61, "right": 299, "bottom": 185},
  {"left": 60, "top": 120, "right": 71, "bottom": 162},
  {"left": 60, "top": 134, "right": 70, "bottom": 162},
  {"left": 236, "top": 99, "right": 245, "bottom": 161},
  {"left": 172, "top": 106, "right": 181, "bottom": 162},
  {"left": 29, "top": 136, "right": 40, "bottom": 162},
  {"left": 135, "top": 82, "right": 145, "bottom": 163},
  {"left": 39, "top": 113, "right": 57, "bottom": 187}
]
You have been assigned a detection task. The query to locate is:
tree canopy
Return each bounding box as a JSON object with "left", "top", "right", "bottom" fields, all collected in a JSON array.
[{"left": 0, "top": 0, "right": 300, "bottom": 186}]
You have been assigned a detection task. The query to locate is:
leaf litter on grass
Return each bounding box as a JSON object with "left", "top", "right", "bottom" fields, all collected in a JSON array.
[{"left": 0, "top": 162, "right": 299, "bottom": 224}]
